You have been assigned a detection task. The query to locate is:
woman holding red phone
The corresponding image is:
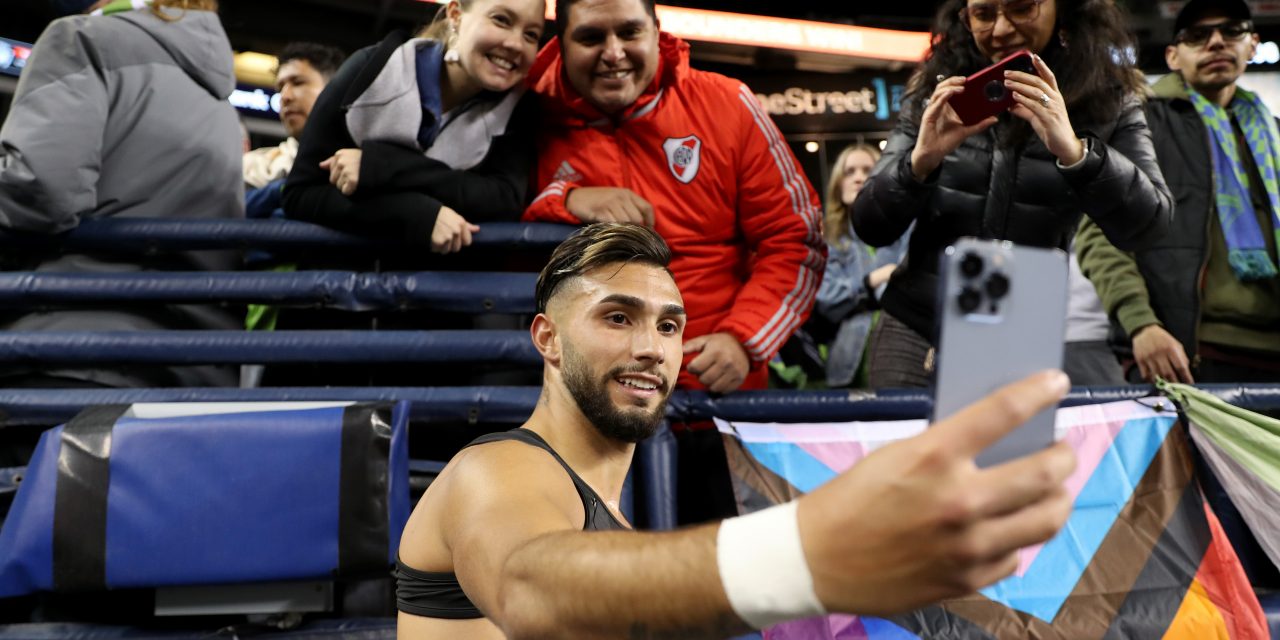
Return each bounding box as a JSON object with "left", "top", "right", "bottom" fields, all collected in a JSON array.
[{"left": 852, "top": 0, "right": 1173, "bottom": 388}]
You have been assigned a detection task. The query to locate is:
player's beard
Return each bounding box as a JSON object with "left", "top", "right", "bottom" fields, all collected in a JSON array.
[{"left": 562, "top": 341, "right": 669, "bottom": 443}]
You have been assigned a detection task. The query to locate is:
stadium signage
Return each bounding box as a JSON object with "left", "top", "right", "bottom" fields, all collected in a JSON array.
[
  {"left": 748, "top": 72, "right": 911, "bottom": 134},
  {"left": 653, "top": 7, "right": 929, "bottom": 62},
  {"left": 229, "top": 85, "right": 282, "bottom": 119},
  {"left": 0, "top": 38, "right": 32, "bottom": 78}
]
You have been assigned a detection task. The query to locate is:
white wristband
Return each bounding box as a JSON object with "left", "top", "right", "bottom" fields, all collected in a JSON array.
[{"left": 716, "top": 501, "right": 827, "bottom": 628}]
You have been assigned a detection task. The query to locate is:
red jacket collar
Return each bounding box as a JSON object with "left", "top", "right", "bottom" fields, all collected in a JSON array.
[{"left": 528, "top": 31, "right": 690, "bottom": 125}]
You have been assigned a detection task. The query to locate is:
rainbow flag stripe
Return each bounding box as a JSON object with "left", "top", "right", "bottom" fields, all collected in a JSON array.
[{"left": 717, "top": 400, "right": 1267, "bottom": 639}]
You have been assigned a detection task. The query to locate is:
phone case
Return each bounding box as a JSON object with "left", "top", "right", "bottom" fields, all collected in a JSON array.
[
  {"left": 948, "top": 51, "right": 1037, "bottom": 126},
  {"left": 932, "top": 238, "right": 1068, "bottom": 468}
]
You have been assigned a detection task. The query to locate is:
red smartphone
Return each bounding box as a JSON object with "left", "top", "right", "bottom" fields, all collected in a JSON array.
[{"left": 947, "top": 51, "right": 1038, "bottom": 126}]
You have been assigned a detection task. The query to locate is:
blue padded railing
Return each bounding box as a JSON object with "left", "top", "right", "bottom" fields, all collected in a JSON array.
[
  {"left": 0, "top": 220, "right": 567, "bottom": 365},
  {"left": 0, "top": 271, "right": 538, "bottom": 314},
  {"left": 1, "top": 384, "right": 1276, "bottom": 428},
  {"left": 0, "top": 387, "right": 538, "bottom": 427},
  {"left": 0, "top": 219, "right": 577, "bottom": 253},
  {"left": 0, "top": 330, "right": 539, "bottom": 365},
  {"left": 0, "top": 384, "right": 1278, "bottom": 538}
]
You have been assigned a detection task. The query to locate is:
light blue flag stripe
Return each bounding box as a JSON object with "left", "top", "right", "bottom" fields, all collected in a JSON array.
[
  {"left": 738, "top": 414, "right": 1176, "bottom": 625},
  {"left": 978, "top": 415, "right": 1177, "bottom": 622},
  {"left": 741, "top": 441, "right": 838, "bottom": 494}
]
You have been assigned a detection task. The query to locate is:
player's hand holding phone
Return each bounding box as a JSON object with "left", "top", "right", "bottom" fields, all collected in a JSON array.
[{"left": 932, "top": 239, "right": 1069, "bottom": 468}]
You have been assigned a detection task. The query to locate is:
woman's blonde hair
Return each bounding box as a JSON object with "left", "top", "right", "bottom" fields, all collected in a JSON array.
[
  {"left": 419, "top": 0, "right": 473, "bottom": 42},
  {"left": 824, "top": 142, "right": 880, "bottom": 246},
  {"left": 150, "top": 0, "right": 217, "bottom": 21}
]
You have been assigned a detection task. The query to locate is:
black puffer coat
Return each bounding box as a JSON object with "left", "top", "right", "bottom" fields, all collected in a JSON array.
[{"left": 852, "top": 96, "right": 1173, "bottom": 343}]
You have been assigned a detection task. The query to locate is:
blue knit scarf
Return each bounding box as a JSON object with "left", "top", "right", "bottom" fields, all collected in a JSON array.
[{"left": 1187, "top": 84, "right": 1280, "bottom": 281}]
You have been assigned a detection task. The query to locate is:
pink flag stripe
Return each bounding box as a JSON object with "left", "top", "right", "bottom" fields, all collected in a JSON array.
[
  {"left": 1015, "top": 401, "right": 1164, "bottom": 575},
  {"left": 795, "top": 440, "right": 868, "bottom": 474},
  {"left": 720, "top": 402, "right": 1165, "bottom": 578},
  {"left": 715, "top": 418, "right": 927, "bottom": 445}
]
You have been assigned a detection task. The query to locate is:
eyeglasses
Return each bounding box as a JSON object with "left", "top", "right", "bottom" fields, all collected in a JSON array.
[
  {"left": 959, "top": 0, "right": 1047, "bottom": 34},
  {"left": 1175, "top": 20, "right": 1254, "bottom": 47}
]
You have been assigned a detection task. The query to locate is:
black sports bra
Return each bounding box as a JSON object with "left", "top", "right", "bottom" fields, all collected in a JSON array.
[{"left": 395, "top": 428, "right": 629, "bottom": 619}]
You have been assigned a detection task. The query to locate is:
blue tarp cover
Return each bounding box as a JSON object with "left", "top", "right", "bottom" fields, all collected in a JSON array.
[{"left": 0, "top": 401, "right": 409, "bottom": 597}]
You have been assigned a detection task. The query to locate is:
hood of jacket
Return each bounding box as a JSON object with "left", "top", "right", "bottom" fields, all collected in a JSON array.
[
  {"left": 528, "top": 31, "right": 689, "bottom": 124},
  {"left": 113, "top": 7, "right": 235, "bottom": 99},
  {"left": 1151, "top": 72, "right": 1193, "bottom": 103}
]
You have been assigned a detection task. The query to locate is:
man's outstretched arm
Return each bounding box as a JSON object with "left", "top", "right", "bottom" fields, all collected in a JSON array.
[
  {"left": 460, "top": 371, "right": 1075, "bottom": 639},
  {"left": 498, "top": 525, "right": 743, "bottom": 639}
]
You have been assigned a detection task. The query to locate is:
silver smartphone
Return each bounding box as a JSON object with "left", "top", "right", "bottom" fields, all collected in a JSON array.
[{"left": 932, "top": 238, "right": 1068, "bottom": 468}]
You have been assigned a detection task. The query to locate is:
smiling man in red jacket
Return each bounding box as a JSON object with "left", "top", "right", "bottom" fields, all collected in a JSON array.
[{"left": 523, "top": 0, "right": 826, "bottom": 395}]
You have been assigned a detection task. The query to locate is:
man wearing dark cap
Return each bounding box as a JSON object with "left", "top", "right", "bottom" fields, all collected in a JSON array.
[{"left": 1078, "top": 0, "right": 1280, "bottom": 384}]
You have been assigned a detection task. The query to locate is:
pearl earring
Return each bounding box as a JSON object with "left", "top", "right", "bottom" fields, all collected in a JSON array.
[{"left": 443, "top": 25, "right": 461, "bottom": 63}]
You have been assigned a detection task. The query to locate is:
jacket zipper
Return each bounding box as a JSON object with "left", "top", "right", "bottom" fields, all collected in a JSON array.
[
  {"left": 1192, "top": 124, "right": 1212, "bottom": 369},
  {"left": 1192, "top": 212, "right": 1209, "bottom": 370},
  {"left": 616, "top": 128, "right": 632, "bottom": 190},
  {"left": 615, "top": 123, "right": 632, "bottom": 191}
]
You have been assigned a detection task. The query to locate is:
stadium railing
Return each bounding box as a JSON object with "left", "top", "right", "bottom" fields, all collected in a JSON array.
[
  {"left": 0, "top": 217, "right": 1274, "bottom": 636},
  {"left": 0, "top": 217, "right": 1277, "bottom": 533}
]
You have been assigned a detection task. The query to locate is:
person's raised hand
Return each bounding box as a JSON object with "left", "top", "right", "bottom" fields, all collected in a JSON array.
[
  {"left": 564, "top": 187, "right": 655, "bottom": 227},
  {"left": 319, "top": 148, "right": 363, "bottom": 196},
  {"left": 1131, "top": 324, "right": 1194, "bottom": 384},
  {"left": 910, "top": 76, "right": 999, "bottom": 181},
  {"left": 684, "top": 332, "right": 751, "bottom": 394},
  {"left": 431, "top": 206, "right": 480, "bottom": 254},
  {"left": 1007, "top": 54, "right": 1084, "bottom": 166},
  {"left": 796, "top": 370, "right": 1076, "bottom": 616}
]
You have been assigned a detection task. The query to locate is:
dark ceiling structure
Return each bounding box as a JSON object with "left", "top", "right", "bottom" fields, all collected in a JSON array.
[
  {"left": 7, "top": 0, "right": 1277, "bottom": 75},
  {"left": 9, "top": 0, "right": 949, "bottom": 48}
]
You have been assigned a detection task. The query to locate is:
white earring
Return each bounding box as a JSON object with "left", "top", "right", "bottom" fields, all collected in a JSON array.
[{"left": 443, "top": 25, "right": 461, "bottom": 63}]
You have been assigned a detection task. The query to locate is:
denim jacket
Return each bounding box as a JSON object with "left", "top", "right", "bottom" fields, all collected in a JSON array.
[{"left": 816, "top": 218, "right": 911, "bottom": 386}]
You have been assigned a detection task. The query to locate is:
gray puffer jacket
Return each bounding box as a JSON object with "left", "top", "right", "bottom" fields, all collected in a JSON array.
[{"left": 0, "top": 7, "right": 243, "bottom": 387}]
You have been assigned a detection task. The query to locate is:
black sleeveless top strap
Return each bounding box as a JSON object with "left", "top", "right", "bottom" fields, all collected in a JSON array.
[{"left": 394, "top": 428, "right": 630, "bottom": 619}]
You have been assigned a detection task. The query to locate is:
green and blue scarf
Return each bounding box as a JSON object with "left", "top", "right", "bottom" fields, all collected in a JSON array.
[{"left": 1187, "top": 84, "right": 1280, "bottom": 281}]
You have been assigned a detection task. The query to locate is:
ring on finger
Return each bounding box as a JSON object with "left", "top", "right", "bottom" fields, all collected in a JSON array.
[{"left": 1039, "top": 92, "right": 1051, "bottom": 106}]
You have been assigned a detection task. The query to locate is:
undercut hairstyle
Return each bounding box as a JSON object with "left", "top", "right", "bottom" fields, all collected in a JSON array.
[
  {"left": 555, "top": 0, "right": 657, "bottom": 38},
  {"left": 276, "top": 42, "right": 348, "bottom": 80},
  {"left": 535, "top": 223, "right": 672, "bottom": 314},
  {"left": 903, "top": 0, "right": 1144, "bottom": 141}
]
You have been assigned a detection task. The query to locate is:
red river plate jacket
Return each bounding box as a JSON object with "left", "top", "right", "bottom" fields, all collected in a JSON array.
[{"left": 523, "top": 33, "right": 826, "bottom": 390}]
